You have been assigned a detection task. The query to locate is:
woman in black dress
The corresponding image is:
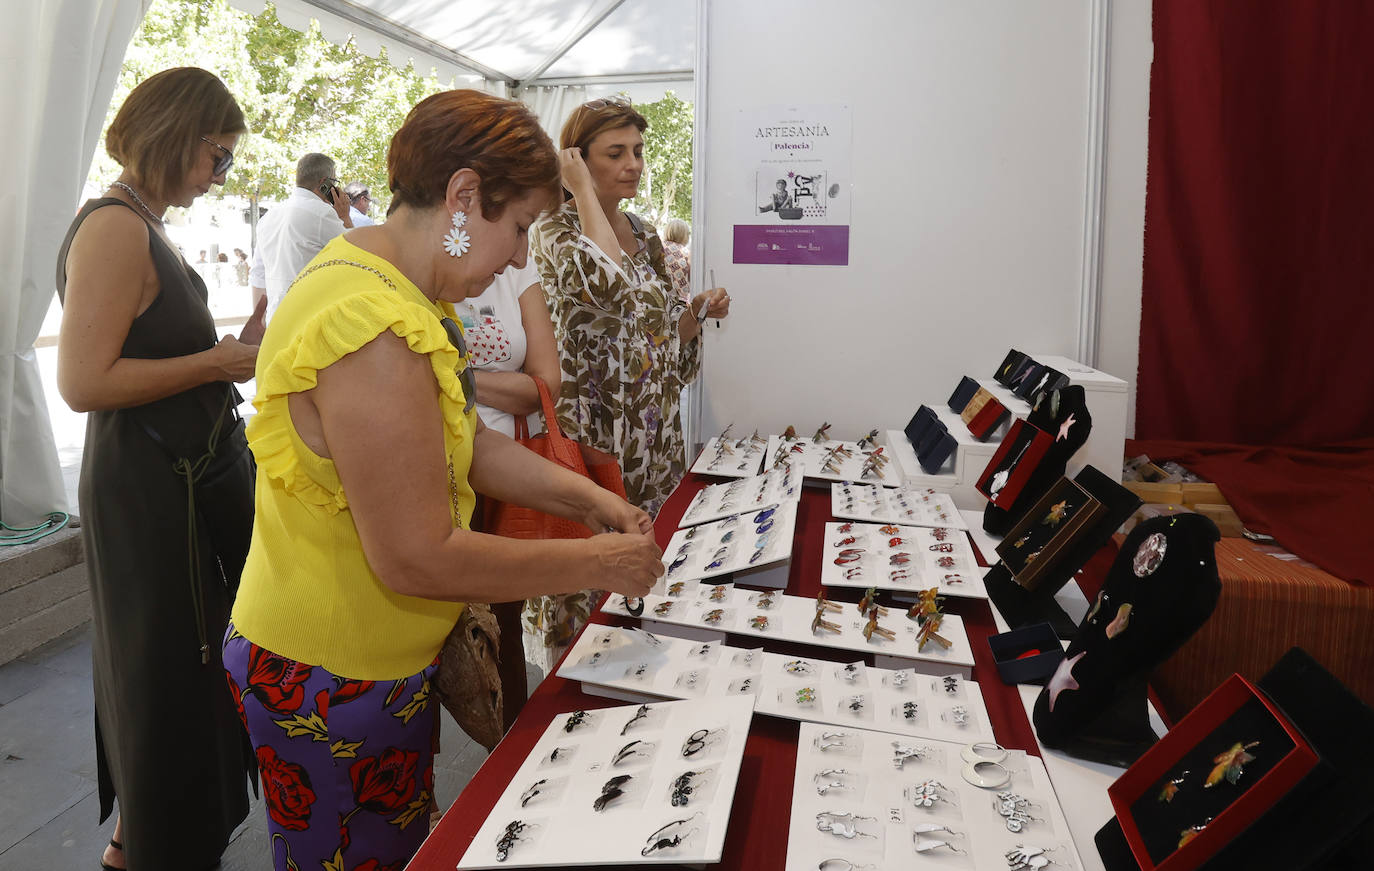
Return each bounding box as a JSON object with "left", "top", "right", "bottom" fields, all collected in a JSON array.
[{"left": 55, "top": 67, "right": 265, "bottom": 871}]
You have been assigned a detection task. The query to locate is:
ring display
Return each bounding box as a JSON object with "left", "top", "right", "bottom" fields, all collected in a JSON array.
[
  {"left": 786, "top": 722, "right": 1084, "bottom": 871},
  {"left": 818, "top": 520, "right": 986, "bottom": 599},
  {"left": 603, "top": 580, "right": 977, "bottom": 673},
  {"left": 766, "top": 433, "right": 903, "bottom": 486},
  {"left": 830, "top": 480, "right": 968, "bottom": 529},
  {"left": 457, "top": 696, "right": 754, "bottom": 868}
]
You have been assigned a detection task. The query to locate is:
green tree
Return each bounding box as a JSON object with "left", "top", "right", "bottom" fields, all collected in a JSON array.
[
  {"left": 90, "top": 0, "right": 446, "bottom": 212},
  {"left": 631, "top": 91, "right": 694, "bottom": 226},
  {"left": 91, "top": 0, "right": 697, "bottom": 230}
]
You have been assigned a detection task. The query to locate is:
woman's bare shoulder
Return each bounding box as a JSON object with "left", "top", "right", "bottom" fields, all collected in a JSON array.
[{"left": 67, "top": 201, "right": 152, "bottom": 263}]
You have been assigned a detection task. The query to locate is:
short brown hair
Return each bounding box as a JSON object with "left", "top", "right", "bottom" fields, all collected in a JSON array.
[
  {"left": 388, "top": 90, "right": 559, "bottom": 219},
  {"left": 559, "top": 97, "right": 648, "bottom": 154},
  {"left": 105, "top": 68, "right": 245, "bottom": 202}
]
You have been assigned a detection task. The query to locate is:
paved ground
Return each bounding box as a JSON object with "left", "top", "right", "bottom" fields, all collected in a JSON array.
[{"left": 0, "top": 624, "right": 532, "bottom": 870}]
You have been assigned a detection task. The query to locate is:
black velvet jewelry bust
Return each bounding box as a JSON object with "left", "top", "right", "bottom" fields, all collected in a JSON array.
[
  {"left": 1032, "top": 513, "right": 1222, "bottom": 767},
  {"left": 983, "top": 384, "right": 1092, "bottom": 537}
]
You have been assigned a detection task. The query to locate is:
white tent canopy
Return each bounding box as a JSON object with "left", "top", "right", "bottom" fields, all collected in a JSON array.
[
  {"left": 226, "top": 0, "right": 695, "bottom": 89},
  {"left": 0, "top": 0, "right": 694, "bottom": 524}
]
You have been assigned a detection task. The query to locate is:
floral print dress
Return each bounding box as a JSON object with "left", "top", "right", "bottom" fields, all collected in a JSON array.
[{"left": 525, "top": 205, "right": 700, "bottom": 657}]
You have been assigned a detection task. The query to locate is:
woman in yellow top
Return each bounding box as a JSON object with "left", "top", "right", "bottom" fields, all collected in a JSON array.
[{"left": 223, "top": 90, "right": 663, "bottom": 871}]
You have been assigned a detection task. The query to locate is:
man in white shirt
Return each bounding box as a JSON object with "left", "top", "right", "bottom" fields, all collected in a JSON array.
[
  {"left": 344, "top": 181, "right": 377, "bottom": 227},
  {"left": 249, "top": 153, "right": 352, "bottom": 319}
]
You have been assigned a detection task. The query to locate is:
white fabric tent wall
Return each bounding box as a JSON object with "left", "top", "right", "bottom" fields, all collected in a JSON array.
[
  {"left": 0, "top": 0, "right": 150, "bottom": 524},
  {"left": 518, "top": 85, "right": 589, "bottom": 139}
]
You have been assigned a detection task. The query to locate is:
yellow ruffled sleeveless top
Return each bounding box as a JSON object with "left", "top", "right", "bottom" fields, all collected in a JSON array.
[{"left": 231, "top": 236, "right": 474, "bottom": 680}]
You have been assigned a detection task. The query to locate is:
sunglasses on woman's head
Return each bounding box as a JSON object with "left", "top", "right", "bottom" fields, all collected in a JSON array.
[
  {"left": 200, "top": 136, "right": 234, "bottom": 176},
  {"left": 584, "top": 95, "right": 632, "bottom": 110}
]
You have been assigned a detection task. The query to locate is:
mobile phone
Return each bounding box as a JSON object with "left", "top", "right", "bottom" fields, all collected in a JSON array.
[{"left": 319, "top": 183, "right": 337, "bottom": 201}]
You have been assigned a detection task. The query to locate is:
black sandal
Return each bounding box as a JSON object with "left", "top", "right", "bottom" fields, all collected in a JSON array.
[{"left": 99, "top": 838, "right": 124, "bottom": 871}]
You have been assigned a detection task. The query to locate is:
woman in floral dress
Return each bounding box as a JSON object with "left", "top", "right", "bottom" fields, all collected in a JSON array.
[{"left": 528, "top": 97, "right": 730, "bottom": 652}]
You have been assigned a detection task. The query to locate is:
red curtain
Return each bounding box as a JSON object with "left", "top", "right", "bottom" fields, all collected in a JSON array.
[{"left": 1137, "top": 1, "right": 1374, "bottom": 445}]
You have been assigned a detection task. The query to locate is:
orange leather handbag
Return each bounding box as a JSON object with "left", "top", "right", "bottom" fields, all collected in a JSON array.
[{"left": 483, "top": 376, "right": 628, "bottom": 540}]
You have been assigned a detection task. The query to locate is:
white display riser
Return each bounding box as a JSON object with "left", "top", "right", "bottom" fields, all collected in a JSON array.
[
  {"left": 884, "top": 422, "right": 998, "bottom": 511},
  {"left": 977, "top": 357, "right": 1126, "bottom": 485},
  {"left": 887, "top": 354, "right": 1128, "bottom": 510},
  {"left": 558, "top": 627, "right": 995, "bottom": 744}
]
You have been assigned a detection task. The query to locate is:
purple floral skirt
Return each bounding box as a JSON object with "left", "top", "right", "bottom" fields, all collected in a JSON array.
[{"left": 223, "top": 622, "right": 437, "bottom": 871}]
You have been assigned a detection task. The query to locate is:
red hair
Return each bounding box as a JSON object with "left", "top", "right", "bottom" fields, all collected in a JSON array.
[{"left": 388, "top": 90, "right": 559, "bottom": 218}]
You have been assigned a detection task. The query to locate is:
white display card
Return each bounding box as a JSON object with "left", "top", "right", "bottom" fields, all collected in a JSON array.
[
  {"left": 831, "top": 481, "right": 969, "bottom": 529},
  {"left": 786, "top": 722, "right": 1085, "bottom": 871},
  {"left": 765, "top": 434, "right": 903, "bottom": 487},
  {"left": 457, "top": 695, "right": 756, "bottom": 868},
  {"left": 658, "top": 501, "right": 797, "bottom": 583},
  {"left": 601, "top": 579, "right": 975, "bottom": 674},
  {"left": 558, "top": 626, "right": 993, "bottom": 744},
  {"left": 688, "top": 433, "right": 769, "bottom": 477},
  {"left": 679, "top": 460, "right": 804, "bottom": 527},
  {"left": 820, "top": 521, "right": 988, "bottom": 600}
]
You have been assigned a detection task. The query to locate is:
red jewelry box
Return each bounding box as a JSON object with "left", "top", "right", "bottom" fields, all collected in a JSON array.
[
  {"left": 975, "top": 418, "right": 1052, "bottom": 508},
  {"left": 1107, "top": 674, "right": 1319, "bottom": 871},
  {"left": 966, "top": 395, "right": 1010, "bottom": 441}
]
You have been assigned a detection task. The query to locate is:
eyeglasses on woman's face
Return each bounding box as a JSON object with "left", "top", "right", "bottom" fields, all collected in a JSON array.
[{"left": 200, "top": 136, "right": 234, "bottom": 177}]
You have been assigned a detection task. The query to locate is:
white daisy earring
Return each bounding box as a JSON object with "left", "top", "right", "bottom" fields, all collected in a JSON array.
[{"left": 443, "top": 210, "right": 471, "bottom": 258}]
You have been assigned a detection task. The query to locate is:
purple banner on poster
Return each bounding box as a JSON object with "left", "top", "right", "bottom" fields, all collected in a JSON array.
[{"left": 732, "top": 225, "right": 850, "bottom": 265}]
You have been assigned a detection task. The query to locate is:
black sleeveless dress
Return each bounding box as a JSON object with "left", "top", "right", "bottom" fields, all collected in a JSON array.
[{"left": 56, "top": 199, "right": 255, "bottom": 870}]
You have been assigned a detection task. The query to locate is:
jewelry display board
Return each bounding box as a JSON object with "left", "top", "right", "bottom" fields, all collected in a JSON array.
[
  {"left": 820, "top": 522, "right": 988, "bottom": 600},
  {"left": 689, "top": 433, "right": 769, "bottom": 478},
  {"left": 457, "top": 695, "right": 756, "bottom": 868},
  {"left": 787, "top": 722, "right": 1085, "bottom": 871},
  {"left": 830, "top": 482, "right": 969, "bottom": 530},
  {"left": 601, "top": 580, "right": 976, "bottom": 675},
  {"left": 766, "top": 435, "right": 903, "bottom": 487},
  {"left": 659, "top": 502, "right": 797, "bottom": 583},
  {"left": 557, "top": 626, "right": 994, "bottom": 743},
  {"left": 678, "top": 460, "right": 804, "bottom": 527}
]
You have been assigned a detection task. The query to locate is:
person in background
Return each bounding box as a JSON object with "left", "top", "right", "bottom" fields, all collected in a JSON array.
[
  {"left": 457, "top": 261, "right": 560, "bottom": 438},
  {"left": 224, "top": 89, "right": 661, "bottom": 871},
  {"left": 233, "top": 247, "right": 250, "bottom": 286},
  {"left": 54, "top": 66, "right": 263, "bottom": 871},
  {"left": 533, "top": 96, "right": 729, "bottom": 515},
  {"left": 249, "top": 152, "right": 352, "bottom": 318},
  {"left": 455, "top": 257, "right": 562, "bottom": 689},
  {"left": 529, "top": 96, "right": 729, "bottom": 654},
  {"left": 660, "top": 217, "right": 691, "bottom": 303},
  {"left": 344, "top": 180, "right": 377, "bottom": 227}
]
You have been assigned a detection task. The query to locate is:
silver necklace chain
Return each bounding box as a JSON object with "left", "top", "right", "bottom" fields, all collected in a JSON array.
[
  {"left": 111, "top": 181, "right": 164, "bottom": 223},
  {"left": 289, "top": 258, "right": 398, "bottom": 293}
]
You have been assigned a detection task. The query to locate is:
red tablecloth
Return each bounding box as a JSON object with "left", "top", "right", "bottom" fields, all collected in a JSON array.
[{"left": 408, "top": 475, "right": 1043, "bottom": 870}]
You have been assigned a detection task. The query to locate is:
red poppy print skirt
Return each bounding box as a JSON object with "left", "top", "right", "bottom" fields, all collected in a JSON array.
[{"left": 223, "top": 622, "right": 437, "bottom": 871}]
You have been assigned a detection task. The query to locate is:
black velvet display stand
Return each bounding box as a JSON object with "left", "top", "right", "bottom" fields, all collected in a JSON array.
[
  {"left": 1095, "top": 647, "right": 1374, "bottom": 870},
  {"left": 983, "top": 384, "right": 1092, "bottom": 537},
  {"left": 983, "top": 465, "right": 1142, "bottom": 639},
  {"left": 1031, "top": 514, "right": 1222, "bottom": 767}
]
